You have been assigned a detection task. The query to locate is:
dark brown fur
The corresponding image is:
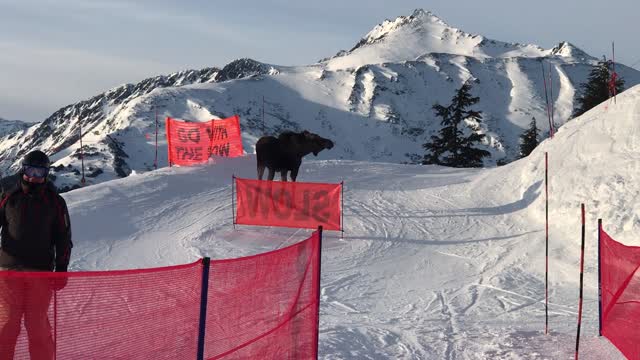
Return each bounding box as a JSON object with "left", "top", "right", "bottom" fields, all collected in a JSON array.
[{"left": 256, "top": 130, "right": 334, "bottom": 181}]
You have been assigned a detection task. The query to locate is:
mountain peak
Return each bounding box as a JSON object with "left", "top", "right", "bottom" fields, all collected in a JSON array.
[
  {"left": 550, "top": 41, "right": 594, "bottom": 61},
  {"left": 349, "top": 9, "right": 452, "bottom": 53}
]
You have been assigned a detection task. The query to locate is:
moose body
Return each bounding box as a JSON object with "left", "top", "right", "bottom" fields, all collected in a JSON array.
[{"left": 256, "top": 130, "right": 334, "bottom": 182}]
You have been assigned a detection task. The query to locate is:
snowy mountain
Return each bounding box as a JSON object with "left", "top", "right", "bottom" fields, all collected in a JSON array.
[
  {"left": 62, "top": 84, "right": 640, "bottom": 359},
  {"left": 0, "top": 117, "right": 29, "bottom": 138},
  {"left": 1, "top": 9, "right": 639, "bottom": 191}
]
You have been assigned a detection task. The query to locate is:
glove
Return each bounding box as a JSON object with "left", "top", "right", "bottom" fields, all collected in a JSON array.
[{"left": 51, "top": 275, "right": 68, "bottom": 291}]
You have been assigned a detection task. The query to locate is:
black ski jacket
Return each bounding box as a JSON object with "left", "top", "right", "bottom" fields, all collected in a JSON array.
[{"left": 0, "top": 179, "right": 72, "bottom": 271}]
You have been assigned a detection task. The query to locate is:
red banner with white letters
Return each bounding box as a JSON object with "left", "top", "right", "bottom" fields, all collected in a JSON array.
[
  {"left": 166, "top": 116, "right": 243, "bottom": 166},
  {"left": 235, "top": 177, "right": 342, "bottom": 231}
]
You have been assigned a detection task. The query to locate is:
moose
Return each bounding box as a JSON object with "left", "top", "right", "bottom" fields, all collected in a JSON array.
[{"left": 256, "top": 130, "right": 334, "bottom": 182}]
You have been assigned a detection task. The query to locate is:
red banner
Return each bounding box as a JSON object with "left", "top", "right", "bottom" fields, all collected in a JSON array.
[
  {"left": 600, "top": 227, "right": 640, "bottom": 360},
  {"left": 166, "top": 116, "right": 243, "bottom": 166},
  {"left": 235, "top": 177, "right": 342, "bottom": 231}
]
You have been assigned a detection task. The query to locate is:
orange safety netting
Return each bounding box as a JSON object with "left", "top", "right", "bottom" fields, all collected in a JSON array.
[
  {"left": 235, "top": 177, "right": 342, "bottom": 231},
  {"left": 166, "top": 116, "right": 244, "bottom": 166},
  {"left": 0, "top": 231, "right": 321, "bottom": 359},
  {"left": 600, "top": 228, "right": 640, "bottom": 359},
  {"left": 204, "top": 230, "right": 320, "bottom": 359}
]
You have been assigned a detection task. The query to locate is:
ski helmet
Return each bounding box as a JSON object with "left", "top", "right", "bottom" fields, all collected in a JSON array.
[{"left": 23, "top": 150, "right": 51, "bottom": 168}]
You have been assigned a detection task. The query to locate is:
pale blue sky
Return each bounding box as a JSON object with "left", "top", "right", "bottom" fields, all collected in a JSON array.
[{"left": 1, "top": 0, "right": 637, "bottom": 122}]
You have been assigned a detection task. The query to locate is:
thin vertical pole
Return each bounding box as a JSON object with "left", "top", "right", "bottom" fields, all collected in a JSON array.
[
  {"left": 575, "top": 204, "right": 586, "bottom": 359},
  {"left": 549, "top": 63, "right": 555, "bottom": 137},
  {"left": 341, "top": 181, "right": 345, "bottom": 238},
  {"left": 314, "top": 226, "right": 323, "bottom": 360},
  {"left": 197, "top": 257, "right": 211, "bottom": 360},
  {"left": 598, "top": 218, "right": 603, "bottom": 336},
  {"left": 541, "top": 62, "right": 553, "bottom": 139},
  {"left": 154, "top": 108, "right": 158, "bottom": 170},
  {"left": 54, "top": 290, "right": 57, "bottom": 360},
  {"left": 545, "top": 152, "right": 549, "bottom": 334},
  {"left": 79, "top": 119, "right": 85, "bottom": 185},
  {"left": 612, "top": 42, "right": 617, "bottom": 104},
  {"left": 166, "top": 117, "right": 172, "bottom": 167},
  {"left": 231, "top": 175, "right": 236, "bottom": 230}
]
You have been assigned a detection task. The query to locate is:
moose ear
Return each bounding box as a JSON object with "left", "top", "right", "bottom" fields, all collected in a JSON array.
[{"left": 302, "top": 130, "right": 311, "bottom": 138}]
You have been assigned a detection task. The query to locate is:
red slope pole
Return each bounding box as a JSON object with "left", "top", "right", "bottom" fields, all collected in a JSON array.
[
  {"left": 154, "top": 108, "right": 158, "bottom": 170},
  {"left": 612, "top": 42, "right": 617, "bottom": 104},
  {"left": 545, "top": 152, "right": 549, "bottom": 334},
  {"left": 548, "top": 63, "right": 555, "bottom": 137},
  {"left": 598, "top": 218, "right": 603, "bottom": 336},
  {"left": 541, "top": 62, "right": 553, "bottom": 139},
  {"left": 575, "top": 204, "right": 586, "bottom": 359},
  {"left": 79, "top": 119, "right": 85, "bottom": 185}
]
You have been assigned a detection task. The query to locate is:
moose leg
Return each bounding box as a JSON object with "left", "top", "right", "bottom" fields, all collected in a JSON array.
[
  {"left": 280, "top": 170, "right": 288, "bottom": 182},
  {"left": 290, "top": 166, "right": 299, "bottom": 182},
  {"left": 257, "top": 164, "right": 265, "bottom": 180},
  {"left": 267, "top": 168, "right": 275, "bottom": 181}
]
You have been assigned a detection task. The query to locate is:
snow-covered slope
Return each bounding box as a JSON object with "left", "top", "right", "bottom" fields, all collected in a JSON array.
[
  {"left": 2, "top": 10, "right": 639, "bottom": 192},
  {"left": 62, "top": 85, "right": 640, "bottom": 359}
]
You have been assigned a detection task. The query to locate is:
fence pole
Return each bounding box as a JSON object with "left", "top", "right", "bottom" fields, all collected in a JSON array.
[
  {"left": 575, "top": 204, "right": 586, "bottom": 359},
  {"left": 231, "top": 175, "right": 236, "bottom": 230},
  {"left": 315, "top": 226, "right": 323, "bottom": 360},
  {"left": 54, "top": 290, "right": 57, "bottom": 360},
  {"left": 197, "top": 257, "right": 211, "bottom": 360},
  {"left": 79, "top": 119, "right": 85, "bottom": 185},
  {"left": 545, "top": 152, "right": 549, "bottom": 334},
  {"left": 341, "top": 181, "right": 345, "bottom": 238},
  {"left": 167, "top": 117, "right": 172, "bottom": 167},
  {"left": 154, "top": 108, "right": 158, "bottom": 170},
  {"left": 598, "top": 218, "right": 603, "bottom": 336}
]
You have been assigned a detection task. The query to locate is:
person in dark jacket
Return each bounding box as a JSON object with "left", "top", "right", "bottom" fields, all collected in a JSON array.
[{"left": 0, "top": 150, "right": 73, "bottom": 360}]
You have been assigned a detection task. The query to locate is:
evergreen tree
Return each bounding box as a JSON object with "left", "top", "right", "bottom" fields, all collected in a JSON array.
[
  {"left": 519, "top": 117, "right": 540, "bottom": 158},
  {"left": 573, "top": 59, "right": 625, "bottom": 118},
  {"left": 422, "top": 81, "right": 490, "bottom": 167}
]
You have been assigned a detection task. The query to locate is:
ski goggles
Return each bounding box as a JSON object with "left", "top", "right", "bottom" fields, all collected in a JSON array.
[{"left": 22, "top": 164, "right": 49, "bottom": 182}]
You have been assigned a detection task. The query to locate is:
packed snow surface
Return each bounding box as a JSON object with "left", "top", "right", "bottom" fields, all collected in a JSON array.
[{"left": 62, "top": 86, "right": 640, "bottom": 358}]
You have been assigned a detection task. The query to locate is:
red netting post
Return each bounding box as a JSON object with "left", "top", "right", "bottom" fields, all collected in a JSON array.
[
  {"left": 315, "top": 226, "right": 323, "bottom": 360},
  {"left": 231, "top": 175, "right": 236, "bottom": 230},
  {"left": 154, "top": 108, "right": 158, "bottom": 170},
  {"left": 197, "top": 257, "right": 211, "bottom": 360},
  {"left": 79, "top": 119, "right": 85, "bottom": 185},
  {"left": 166, "top": 117, "right": 172, "bottom": 167},
  {"left": 341, "top": 181, "right": 345, "bottom": 238},
  {"left": 575, "top": 204, "right": 586, "bottom": 359},
  {"left": 54, "top": 290, "right": 57, "bottom": 360},
  {"left": 545, "top": 152, "right": 549, "bottom": 334},
  {"left": 598, "top": 218, "right": 603, "bottom": 336}
]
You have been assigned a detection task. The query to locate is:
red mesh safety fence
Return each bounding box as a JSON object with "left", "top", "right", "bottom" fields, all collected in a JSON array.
[
  {"left": 0, "top": 231, "right": 321, "bottom": 359},
  {"left": 0, "top": 261, "right": 202, "bottom": 360},
  {"left": 600, "top": 228, "right": 640, "bottom": 359},
  {"left": 235, "top": 177, "right": 342, "bottom": 230},
  {"left": 204, "top": 230, "right": 321, "bottom": 359},
  {"left": 166, "top": 116, "right": 244, "bottom": 166}
]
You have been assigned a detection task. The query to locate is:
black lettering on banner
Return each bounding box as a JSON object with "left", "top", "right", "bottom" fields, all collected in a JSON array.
[
  {"left": 206, "top": 126, "right": 229, "bottom": 141},
  {"left": 177, "top": 128, "right": 188, "bottom": 142},
  {"left": 294, "top": 190, "right": 312, "bottom": 221},
  {"left": 312, "top": 190, "right": 331, "bottom": 223},
  {"left": 176, "top": 146, "right": 203, "bottom": 161},
  {"left": 177, "top": 128, "right": 201, "bottom": 144},
  {"left": 188, "top": 129, "right": 201, "bottom": 143},
  {"left": 271, "top": 188, "right": 293, "bottom": 220},
  {"left": 209, "top": 143, "right": 230, "bottom": 157},
  {"left": 245, "top": 185, "right": 271, "bottom": 219}
]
